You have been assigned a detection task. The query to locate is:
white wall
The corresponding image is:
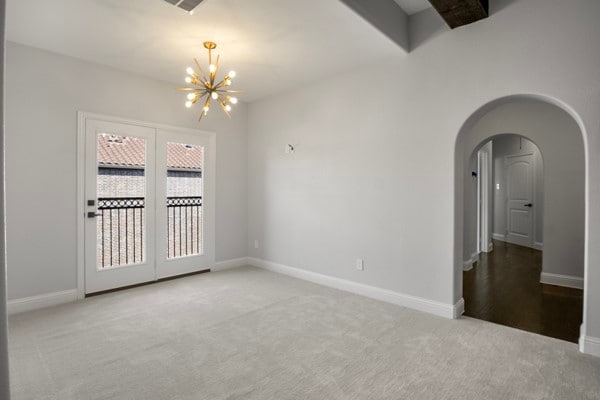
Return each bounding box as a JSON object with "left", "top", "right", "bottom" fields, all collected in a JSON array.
[
  {"left": 5, "top": 42, "right": 248, "bottom": 300},
  {"left": 248, "top": 0, "right": 600, "bottom": 348},
  {"left": 491, "top": 135, "right": 544, "bottom": 246}
]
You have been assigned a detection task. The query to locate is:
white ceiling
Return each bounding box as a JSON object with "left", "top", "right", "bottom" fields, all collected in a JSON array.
[
  {"left": 394, "top": 0, "right": 431, "bottom": 15},
  {"left": 6, "top": 0, "right": 407, "bottom": 101}
]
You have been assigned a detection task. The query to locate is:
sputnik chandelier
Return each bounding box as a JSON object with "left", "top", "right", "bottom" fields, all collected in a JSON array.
[{"left": 178, "top": 41, "right": 241, "bottom": 120}]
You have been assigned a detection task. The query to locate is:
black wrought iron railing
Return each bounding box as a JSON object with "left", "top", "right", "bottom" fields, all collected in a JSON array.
[
  {"left": 96, "top": 196, "right": 202, "bottom": 269},
  {"left": 167, "top": 196, "right": 203, "bottom": 259},
  {"left": 97, "top": 197, "right": 145, "bottom": 269}
]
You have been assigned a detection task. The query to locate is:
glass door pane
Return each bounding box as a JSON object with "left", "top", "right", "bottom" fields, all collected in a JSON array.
[
  {"left": 166, "top": 143, "right": 204, "bottom": 258},
  {"left": 96, "top": 133, "right": 147, "bottom": 269}
]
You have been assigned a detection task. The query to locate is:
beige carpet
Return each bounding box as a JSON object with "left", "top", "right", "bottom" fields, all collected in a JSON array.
[{"left": 8, "top": 267, "right": 600, "bottom": 400}]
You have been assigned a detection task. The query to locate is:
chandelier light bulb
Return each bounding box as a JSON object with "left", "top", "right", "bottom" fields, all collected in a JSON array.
[
  {"left": 187, "top": 93, "right": 196, "bottom": 100},
  {"left": 229, "top": 97, "right": 238, "bottom": 104},
  {"left": 203, "top": 106, "right": 210, "bottom": 114},
  {"left": 186, "top": 67, "right": 195, "bottom": 75},
  {"left": 211, "top": 91, "right": 219, "bottom": 100},
  {"left": 185, "top": 76, "right": 192, "bottom": 83},
  {"left": 225, "top": 79, "right": 232, "bottom": 86},
  {"left": 228, "top": 71, "right": 237, "bottom": 79},
  {"left": 209, "top": 64, "right": 217, "bottom": 73},
  {"left": 185, "top": 101, "right": 193, "bottom": 108},
  {"left": 225, "top": 104, "right": 232, "bottom": 112}
]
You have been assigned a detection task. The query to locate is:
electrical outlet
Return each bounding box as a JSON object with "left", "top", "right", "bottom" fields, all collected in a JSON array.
[
  {"left": 254, "top": 239, "right": 259, "bottom": 249},
  {"left": 356, "top": 259, "right": 364, "bottom": 271}
]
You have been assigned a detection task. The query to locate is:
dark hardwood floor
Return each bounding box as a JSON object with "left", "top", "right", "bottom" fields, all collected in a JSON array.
[{"left": 463, "top": 240, "right": 583, "bottom": 343}]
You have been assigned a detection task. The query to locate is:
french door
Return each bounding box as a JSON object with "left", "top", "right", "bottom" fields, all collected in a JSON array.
[{"left": 84, "top": 117, "right": 214, "bottom": 294}]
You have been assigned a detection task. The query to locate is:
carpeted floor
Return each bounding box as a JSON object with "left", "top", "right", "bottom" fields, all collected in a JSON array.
[{"left": 8, "top": 267, "right": 600, "bottom": 400}]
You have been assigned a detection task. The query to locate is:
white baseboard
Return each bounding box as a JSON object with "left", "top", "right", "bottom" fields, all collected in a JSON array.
[
  {"left": 454, "top": 298, "right": 465, "bottom": 318},
  {"left": 540, "top": 272, "right": 584, "bottom": 289},
  {"left": 212, "top": 257, "right": 248, "bottom": 272},
  {"left": 463, "top": 252, "right": 479, "bottom": 271},
  {"left": 580, "top": 335, "right": 600, "bottom": 357},
  {"left": 8, "top": 289, "right": 78, "bottom": 315},
  {"left": 493, "top": 234, "right": 544, "bottom": 251},
  {"left": 462, "top": 260, "right": 473, "bottom": 271},
  {"left": 248, "top": 257, "right": 462, "bottom": 319},
  {"left": 9, "top": 259, "right": 248, "bottom": 315}
]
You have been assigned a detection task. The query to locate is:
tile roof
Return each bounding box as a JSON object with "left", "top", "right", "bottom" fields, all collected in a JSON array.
[{"left": 97, "top": 133, "right": 203, "bottom": 170}]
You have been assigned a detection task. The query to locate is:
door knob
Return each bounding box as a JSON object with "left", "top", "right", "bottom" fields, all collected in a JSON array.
[
  {"left": 524, "top": 203, "right": 533, "bottom": 208},
  {"left": 87, "top": 211, "right": 101, "bottom": 218}
]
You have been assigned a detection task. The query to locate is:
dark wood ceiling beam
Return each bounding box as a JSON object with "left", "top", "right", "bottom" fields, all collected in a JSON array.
[{"left": 427, "top": 0, "right": 489, "bottom": 29}]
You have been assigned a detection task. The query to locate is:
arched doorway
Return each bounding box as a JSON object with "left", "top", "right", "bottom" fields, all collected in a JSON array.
[{"left": 454, "top": 95, "right": 587, "bottom": 344}]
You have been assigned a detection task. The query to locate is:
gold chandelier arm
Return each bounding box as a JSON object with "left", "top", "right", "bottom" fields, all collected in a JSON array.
[
  {"left": 194, "top": 58, "right": 208, "bottom": 82},
  {"left": 214, "top": 78, "right": 228, "bottom": 89},
  {"left": 219, "top": 100, "right": 232, "bottom": 119},
  {"left": 210, "top": 54, "right": 220, "bottom": 86}
]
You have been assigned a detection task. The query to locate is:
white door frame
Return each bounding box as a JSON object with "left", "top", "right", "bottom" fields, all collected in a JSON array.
[
  {"left": 76, "top": 111, "right": 216, "bottom": 299},
  {"left": 476, "top": 149, "right": 490, "bottom": 253}
]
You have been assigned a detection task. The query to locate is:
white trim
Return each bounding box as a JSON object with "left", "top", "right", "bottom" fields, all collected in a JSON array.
[
  {"left": 579, "top": 335, "right": 600, "bottom": 357},
  {"left": 248, "top": 257, "right": 462, "bottom": 319},
  {"left": 463, "top": 252, "right": 479, "bottom": 271},
  {"left": 477, "top": 148, "right": 490, "bottom": 254},
  {"left": 8, "top": 290, "right": 78, "bottom": 315},
  {"left": 463, "top": 259, "right": 473, "bottom": 271},
  {"left": 492, "top": 233, "right": 506, "bottom": 241},
  {"left": 454, "top": 298, "right": 465, "bottom": 319},
  {"left": 488, "top": 241, "right": 494, "bottom": 252},
  {"left": 212, "top": 257, "right": 248, "bottom": 272},
  {"left": 540, "top": 272, "right": 584, "bottom": 289},
  {"left": 76, "top": 112, "right": 86, "bottom": 300},
  {"left": 493, "top": 233, "right": 543, "bottom": 251}
]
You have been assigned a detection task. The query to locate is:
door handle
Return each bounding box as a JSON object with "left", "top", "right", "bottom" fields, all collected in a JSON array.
[
  {"left": 524, "top": 203, "right": 533, "bottom": 208},
  {"left": 87, "top": 211, "right": 101, "bottom": 218}
]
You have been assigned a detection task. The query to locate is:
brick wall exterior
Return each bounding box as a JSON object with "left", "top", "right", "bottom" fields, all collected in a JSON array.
[{"left": 97, "top": 167, "right": 202, "bottom": 198}]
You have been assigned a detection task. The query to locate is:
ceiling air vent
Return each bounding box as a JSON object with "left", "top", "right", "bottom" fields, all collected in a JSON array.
[{"left": 163, "top": 0, "right": 205, "bottom": 12}]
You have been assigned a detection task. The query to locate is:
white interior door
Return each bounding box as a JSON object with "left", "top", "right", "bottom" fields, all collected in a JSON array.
[
  {"left": 84, "top": 119, "right": 156, "bottom": 294},
  {"left": 505, "top": 153, "right": 534, "bottom": 247},
  {"left": 155, "top": 129, "right": 215, "bottom": 279}
]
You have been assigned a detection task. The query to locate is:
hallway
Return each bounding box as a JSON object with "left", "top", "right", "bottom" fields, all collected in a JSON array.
[{"left": 463, "top": 240, "right": 583, "bottom": 343}]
